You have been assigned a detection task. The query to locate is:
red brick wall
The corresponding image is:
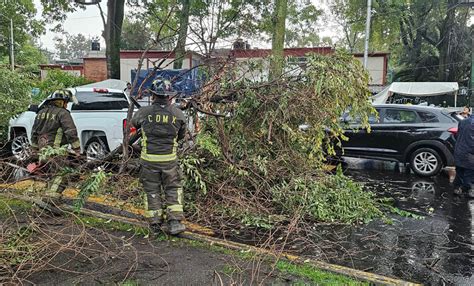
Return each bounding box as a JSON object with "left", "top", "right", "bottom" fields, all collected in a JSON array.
[{"left": 83, "top": 58, "right": 107, "bottom": 82}]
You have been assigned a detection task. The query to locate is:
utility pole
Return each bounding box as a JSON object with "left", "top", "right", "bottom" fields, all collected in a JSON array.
[
  {"left": 10, "top": 18, "right": 14, "bottom": 71},
  {"left": 363, "top": 0, "right": 372, "bottom": 69},
  {"left": 470, "top": 47, "right": 474, "bottom": 98}
]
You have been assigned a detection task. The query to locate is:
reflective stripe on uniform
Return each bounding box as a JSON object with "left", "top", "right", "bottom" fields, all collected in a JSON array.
[
  {"left": 54, "top": 128, "right": 63, "bottom": 147},
  {"left": 141, "top": 130, "right": 148, "bottom": 152},
  {"left": 141, "top": 153, "right": 177, "bottom": 162},
  {"left": 143, "top": 194, "right": 148, "bottom": 210},
  {"left": 167, "top": 204, "right": 183, "bottom": 213},
  {"left": 140, "top": 130, "right": 177, "bottom": 162},
  {"left": 172, "top": 137, "right": 178, "bottom": 154},
  {"left": 144, "top": 209, "right": 163, "bottom": 218},
  {"left": 177, "top": 188, "right": 183, "bottom": 205},
  {"left": 71, "top": 140, "right": 80, "bottom": 149},
  {"left": 49, "top": 176, "right": 63, "bottom": 193}
]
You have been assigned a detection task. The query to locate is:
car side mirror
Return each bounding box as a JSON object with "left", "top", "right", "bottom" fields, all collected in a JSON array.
[{"left": 28, "top": 104, "right": 39, "bottom": 113}]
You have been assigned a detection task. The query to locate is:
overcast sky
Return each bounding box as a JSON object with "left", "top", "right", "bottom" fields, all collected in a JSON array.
[{"left": 33, "top": 0, "right": 340, "bottom": 52}]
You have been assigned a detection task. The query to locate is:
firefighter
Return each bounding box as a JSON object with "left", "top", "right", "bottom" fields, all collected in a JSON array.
[
  {"left": 453, "top": 111, "right": 474, "bottom": 198},
  {"left": 131, "top": 79, "right": 187, "bottom": 235},
  {"left": 31, "top": 89, "right": 81, "bottom": 194},
  {"left": 31, "top": 90, "right": 80, "bottom": 151}
]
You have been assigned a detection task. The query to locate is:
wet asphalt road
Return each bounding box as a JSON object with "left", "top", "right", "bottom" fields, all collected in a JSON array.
[{"left": 336, "top": 158, "right": 473, "bottom": 285}]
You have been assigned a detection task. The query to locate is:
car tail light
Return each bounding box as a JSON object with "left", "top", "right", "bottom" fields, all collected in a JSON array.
[
  {"left": 123, "top": 119, "right": 137, "bottom": 135},
  {"left": 93, "top": 88, "right": 109, "bottom": 93},
  {"left": 448, "top": 127, "right": 458, "bottom": 135}
]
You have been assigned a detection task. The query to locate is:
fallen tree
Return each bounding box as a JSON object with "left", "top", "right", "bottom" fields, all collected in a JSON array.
[
  {"left": 180, "top": 51, "right": 381, "bottom": 232},
  {"left": 1, "top": 51, "right": 383, "bottom": 244}
]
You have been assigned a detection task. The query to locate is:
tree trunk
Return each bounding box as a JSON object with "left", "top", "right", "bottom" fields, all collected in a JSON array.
[
  {"left": 106, "top": 0, "right": 126, "bottom": 79},
  {"left": 438, "top": 0, "right": 456, "bottom": 81},
  {"left": 269, "top": 0, "right": 288, "bottom": 80},
  {"left": 174, "top": 0, "right": 191, "bottom": 69}
]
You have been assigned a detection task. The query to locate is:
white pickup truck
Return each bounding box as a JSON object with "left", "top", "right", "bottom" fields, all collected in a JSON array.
[{"left": 8, "top": 87, "right": 133, "bottom": 160}]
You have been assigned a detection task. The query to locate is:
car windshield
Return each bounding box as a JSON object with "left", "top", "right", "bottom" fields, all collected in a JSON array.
[{"left": 72, "top": 91, "right": 129, "bottom": 110}]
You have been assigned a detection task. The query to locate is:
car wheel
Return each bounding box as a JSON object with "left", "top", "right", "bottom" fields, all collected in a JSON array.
[
  {"left": 85, "top": 137, "right": 109, "bottom": 161},
  {"left": 410, "top": 148, "right": 443, "bottom": 177},
  {"left": 11, "top": 133, "right": 32, "bottom": 161}
]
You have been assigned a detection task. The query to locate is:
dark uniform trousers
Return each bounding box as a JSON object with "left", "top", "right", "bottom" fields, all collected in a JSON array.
[{"left": 140, "top": 160, "right": 184, "bottom": 222}]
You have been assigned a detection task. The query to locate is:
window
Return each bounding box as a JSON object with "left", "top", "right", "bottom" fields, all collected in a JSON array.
[
  {"left": 343, "top": 110, "right": 380, "bottom": 124},
  {"left": 72, "top": 92, "right": 129, "bottom": 111},
  {"left": 418, "top": 111, "right": 439, "bottom": 123},
  {"left": 383, "top": 109, "right": 417, "bottom": 124}
]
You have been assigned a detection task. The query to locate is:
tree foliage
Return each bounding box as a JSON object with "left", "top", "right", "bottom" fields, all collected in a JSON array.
[
  {"left": 330, "top": 0, "right": 473, "bottom": 83},
  {"left": 36, "top": 70, "right": 93, "bottom": 100},
  {"left": 0, "top": 68, "right": 32, "bottom": 140},
  {"left": 186, "top": 52, "right": 381, "bottom": 226},
  {"left": 127, "top": 0, "right": 179, "bottom": 51},
  {"left": 54, "top": 33, "right": 92, "bottom": 60},
  {"left": 285, "top": 1, "right": 324, "bottom": 47},
  {"left": 394, "top": 0, "right": 473, "bottom": 83},
  {"left": 120, "top": 17, "right": 153, "bottom": 50},
  {"left": 0, "top": 40, "right": 48, "bottom": 74},
  {"left": 0, "top": 1, "right": 44, "bottom": 62}
]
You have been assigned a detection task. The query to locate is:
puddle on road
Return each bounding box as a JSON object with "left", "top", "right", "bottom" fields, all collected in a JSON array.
[{"left": 320, "top": 158, "right": 473, "bottom": 285}]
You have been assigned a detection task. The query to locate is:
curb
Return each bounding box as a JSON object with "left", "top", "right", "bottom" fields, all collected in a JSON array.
[{"left": 1, "top": 180, "right": 422, "bottom": 286}]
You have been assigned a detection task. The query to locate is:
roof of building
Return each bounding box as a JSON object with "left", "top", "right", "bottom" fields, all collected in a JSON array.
[
  {"left": 119, "top": 50, "right": 203, "bottom": 59},
  {"left": 83, "top": 50, "right": 106, "bottom": 59},
  {"left": 39, "top": 64, "right": 83, "bottom": 70}
]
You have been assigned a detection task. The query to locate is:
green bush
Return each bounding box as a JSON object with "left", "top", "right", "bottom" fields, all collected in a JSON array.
[
  {"left": 35, "top": 70, "right": 93, "bottom": 101},
  {"left": 0, "top": 67, "right": 33, "bottom": 141}
]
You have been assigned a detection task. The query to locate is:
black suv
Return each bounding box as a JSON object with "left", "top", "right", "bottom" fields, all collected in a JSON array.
[{"left": 341, "top": 104, "right": 458, "bottom": 177}]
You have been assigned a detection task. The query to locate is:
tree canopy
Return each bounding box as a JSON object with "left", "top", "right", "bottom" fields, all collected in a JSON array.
[
  {"left": 332, "top": 0, "right": 473, "bottom": 83},
  {"left": 54, "top": 33, "right": 92, "bottom": 60}
]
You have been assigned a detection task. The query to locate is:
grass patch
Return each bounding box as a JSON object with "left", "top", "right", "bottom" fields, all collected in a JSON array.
[
  {"left": 73, "top": 215, "right": 150, "bottom": 237},
  {"left": 276, "top": 260, "right": 368, "bottom": 286},
  {"left": 119, "top": 280, "right": 140, "bottom": 286},
  {"left": 0, "top": 196, "right": 33, "bottom": 218},
  {"left": 173, "top": 237, "right": 365, "bottom": 285}
]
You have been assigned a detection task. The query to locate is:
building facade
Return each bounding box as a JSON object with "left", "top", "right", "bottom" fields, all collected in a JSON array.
[{"left": 39, "top": 48, "right": 389, "bottom": 89}]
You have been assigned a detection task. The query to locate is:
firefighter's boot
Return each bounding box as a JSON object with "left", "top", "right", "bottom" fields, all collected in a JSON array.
[{"left": 168, "top": 220, "right": 186, "bottom": 235}]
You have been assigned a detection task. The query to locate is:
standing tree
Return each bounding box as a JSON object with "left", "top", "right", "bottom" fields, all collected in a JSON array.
[
  {"left": 103, "top": 0, "right": 126, "bottom": 79},
  {"left": 54, "top": 33, "right": 91, "bottom": 60},
  {"left": 394, "top": 0, "right": 472, "bottom": 82},
  {"left": 270, "top": 0, "right": 288, "bottom": 79},
  {"left": 120, "top": 17, "right": 153, "bottom": 50},
  {"left": 0, "top": 1, "right": 44, "bottom": 66},
  {"left": 173, "top": 0, "right": 190, "bottom": 68},
  {"left": 41, "top": 0, "right": 126, "bottom": 79},
  {"left": 187, "top": 0, "right": 254, "bottom": 57},
  {"left": 284, "top": 1, "right": 323, "bottom": 47}
]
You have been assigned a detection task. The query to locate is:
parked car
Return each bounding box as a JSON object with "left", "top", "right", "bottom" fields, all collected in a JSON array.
[
  {"left": 8, "top": 87, "right": 133, "bottom": 161},
  {"left": 340, "top": 104, "right": 458, "bottom": 177}
]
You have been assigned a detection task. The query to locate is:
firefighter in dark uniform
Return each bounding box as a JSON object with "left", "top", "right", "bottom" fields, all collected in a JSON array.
[
  {"left": 453, "top": 112, "right": 474, "bottom": 198},
  {"left": 131, "top": 79, "right": 187, "bottom": 235},
  {"left": 32, "top": 90, "right": 80, "bottom": 151},
  {"left": 31, "top": 90, "right": 81, "bottom": 194}
]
